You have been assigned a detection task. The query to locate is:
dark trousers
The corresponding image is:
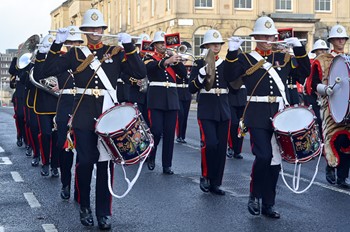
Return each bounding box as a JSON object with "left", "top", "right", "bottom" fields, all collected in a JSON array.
[
  {"left": 74, "top": 129, "right": 113, "bottom": 216},
  {"left": 334, "top": 133, "right": 350, "bottom": 180},
  {"left": 37, "top": 114, "right": 59, "bottom": 168},
  {"left": 25, "top": 107, "right": 40, "bottom": 157},
  {"left": 148, "top": 109, "right": 177, "bottom": 168},
  {"left": 228, "top": 105, "right": 244, "bottom": 154},
  {"left": 249, "top": 127, "right": 281, "bottom": 206},
  {"left": 198, "top": 119, "right": 229, "bottom": 186},
  {"left": 13, "top": 98, "right": 27, "bottom": 144},
  {"left": 176, "top": 99, "right": 191, "bottom": 140},
  {"left": 137, "top": 102, "right": 150, "bottom": 127}
]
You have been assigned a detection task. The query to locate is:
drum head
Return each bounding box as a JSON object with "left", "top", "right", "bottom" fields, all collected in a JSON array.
[
  {"left": 328, "top": 55, "right": 350, "bottom": 123},
  {"left": 96, "top": 105, "right": 136, "bottom": 134},
  {"left": 273, "top": 107, "right": 314, "bottom": 133}
]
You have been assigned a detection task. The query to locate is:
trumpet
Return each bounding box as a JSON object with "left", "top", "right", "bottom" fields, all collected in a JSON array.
[
  {"left": 49, "top": 30, "right": 140, "bottom": 39},
  {"left": 166, "top": 44, "right": 196, "bottom": 63},
  {"left": 228, "top": 38, "right": 307, "bottom": 44}
]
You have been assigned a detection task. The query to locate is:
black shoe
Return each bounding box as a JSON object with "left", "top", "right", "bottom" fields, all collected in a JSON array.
[
  {"left": 80, "top": 207, "right": 94, "bottom": 227},
  {"left": 51, "top": 168, "right": 59, "bottom": 178},
  {"left": 97, "top": 216, "right": 111, "bottom": 230},
  {"left": 163, "top": 167, "right": 174, "bottom": 175},
  {"left": 176, "top": 137, "right": 182, "bottom": 143},
  {"left": 226, "top": 148, "right": 234, "bottom": 158},
  {"left": 209, "top": 185, "right": 225, "bottom": 195},
  {"left": 262, "top": 205, "right": 280, "bottom": 219},
  {"left": 60, "top": 185, "right": 70, "bottom": 200},
  {"left": 147, "top": 156, "right": 155, "bottom": 170},
  {"left": 16, "top": 138, "right": 23, "bottom": 147},
  {"left": 181, "top": 138, "right": 187, "bottom": 144},
  {"left": 25, "top": 146, "right": 32, "bottom": 157},
  {"left": 41, "top": 165, "right": 49, "bottom": 176},
  {"left": 31, "top": 157, "right": 40, "bottom": 167},
  {"left": 336, "top": 178, "right": 350, "bottom": 189},
  {"left": 199, "top": 177, "right": 210, "bottom": 192},
  {"left": 326, "top": 166, "right": 336, "bottom": 185},
  {"left": 233, "top": 153, "right": 243, "bottom": 159},
  {"left": 248, "top": 195, "right": 260, "bottom": 215}
]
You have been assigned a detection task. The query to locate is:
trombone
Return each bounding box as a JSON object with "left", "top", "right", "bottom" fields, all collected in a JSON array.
[
  {"left": 49, "top": 30, "right": 140, "bottom": 39},
  {"left": 228, "top": 38, "right": 307, "bottom": 44}
]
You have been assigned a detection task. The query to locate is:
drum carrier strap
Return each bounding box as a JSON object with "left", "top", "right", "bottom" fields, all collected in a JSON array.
[{"left": 80, "top": 46, "right": 119, "bottom": 103}]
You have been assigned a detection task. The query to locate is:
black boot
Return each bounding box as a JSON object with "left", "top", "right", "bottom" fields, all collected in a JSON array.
[
  {"left": 97, "top": 216, "right": 111, "bottom": 230},
  {"left": 262, "top": 205, "right": 280, "bottom": 219},
  {"left": 60, "top": 185, "right": 70, "bottom": 200},
  {"left": 80, "top": 207, "right": 94, "bottom": 226},
  {"left": 248, "top": 195, "right": 260, "bottom": 215},
  {"left": 325, "top": 165, "right": 336, "bottom": 185}
]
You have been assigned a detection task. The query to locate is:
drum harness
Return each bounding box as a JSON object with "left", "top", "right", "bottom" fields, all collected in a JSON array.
[{"left": 239, "top": 51, "right": 322, "bottom": 194}]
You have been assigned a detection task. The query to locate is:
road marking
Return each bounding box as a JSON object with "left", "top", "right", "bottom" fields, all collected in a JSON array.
[
  {"left": 0, "top": 146, "right": 4, "bottom": 152},
  {"left": 11, "top": 171, "right": 24, "bottom": 182},
  {"left": 0, "top": 226, "right": 4, "bottom": 232},
  {"left": 282, "top": 172, "right": 350, "bottom": 195},
  {"left": 42, "top": 224, "right": 58, "bottom": 232},
  {"left": 23, "top": 192, "right": 41, "bottom": 208},
  {"left": 0, "top": 157, "right": 12, "bottom": 165}
]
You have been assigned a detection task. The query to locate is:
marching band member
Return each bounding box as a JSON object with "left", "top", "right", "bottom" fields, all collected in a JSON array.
[
  {"left": 122, "top": 33, "right": 151, "bottom": 127},
  {"left": 224, "top": 16, "right": 310, "bottom": 217},
  {"left": 42, "top": 8, "right": 146, "bottom": 230},
  {"left": 55, "top": 26, "right": 83, "bottom": 200},
  {"left": 175, "top": 55, "right": 192, "bottom": 144},
  {"left": 9, "top": 56, "right": 27, "bottom": 148},
  {"left": 226, "top": 83, "right": 246, "bottom": 159},
  {"left": 33, "top": 34, "right": 60, "bottom": 177},
  {"left": 310, "top": 24, "right": 350, "bottom": 188},
  {"left": 144, "top": 30, "right": 187, "bottom": 174},
  {"left": 189, "top": 29, "right": 230, "bottom": 195}
]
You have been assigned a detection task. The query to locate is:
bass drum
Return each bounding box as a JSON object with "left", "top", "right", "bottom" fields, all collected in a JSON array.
[
  {"left": 272, "top": 105, "right": 322, "bottom": 163},
  {"left": 328, "top": 54, "right": 350, "bottom": 123}
]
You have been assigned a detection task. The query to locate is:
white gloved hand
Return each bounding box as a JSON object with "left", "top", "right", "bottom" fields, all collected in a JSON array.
[
  {"left": 38, "top": 44, "right": 50, "bottom": 54},
  {"left": 118, "top": 33, "right": 132, "bottom": 44},
  {"left": 199, "top": 65, "right": 207, "bottom": 76},
  {"left": 325, "top": 86, "right": 334, "bottom": 96},
  {"left": 228, "top": 37, "right": 243, "bottom": 51},
  {"left": 284, "top": 37, "right": 302, "bottom": 47},
  {"left": 55, "top": 28, "right": 69, "bottom": 44},
  {"left": 316, "top": 83, "right": 334, "bottom": 96}
]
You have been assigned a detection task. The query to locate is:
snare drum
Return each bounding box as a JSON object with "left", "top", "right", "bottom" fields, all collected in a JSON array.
[
  {"left": 328, "top": 54, "right": 350, "bottom": 123},
  {"left": 272, "top": 105, "right": 321, "bottom": 163},
  {"left": 95, "top": 103, "right": 153, "bottom": 165}
]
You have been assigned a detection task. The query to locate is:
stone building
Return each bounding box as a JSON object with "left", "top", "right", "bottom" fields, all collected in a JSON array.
[
  {"left": 49, "top": 0, "right": 350, "bottom": 56},
  {"left": 0, "top": 51, "right": 16, "bottom": 106}
]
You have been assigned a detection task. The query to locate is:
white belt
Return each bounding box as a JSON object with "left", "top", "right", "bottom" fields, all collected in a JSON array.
[
  {"left": 149, "top": 81, "right": 177, "bottom": 88},
  {"left": 200, "top": 88, "right": 228, "bottom": 96},
  {"left": 61, "top": 89, "right": 77, "bottom": 95},
  {"left": 176, "top": 84, "right": 189, "bottom": 88},
  {"left": 287, "top": 84, "right": 298, "bottom": 89},
  {"left": 248, "top": 96, "right": 283, "bottom": 103},
  {"left": 75, "top": 87, "right": 105, "bottom": 98}
]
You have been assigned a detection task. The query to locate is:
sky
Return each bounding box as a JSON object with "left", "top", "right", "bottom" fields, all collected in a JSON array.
[{"left": 0, "top": 0, "right": 66, "bottom": 53}]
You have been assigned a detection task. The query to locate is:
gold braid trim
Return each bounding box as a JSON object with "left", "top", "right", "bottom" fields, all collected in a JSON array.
[
  {"left": 125, "top": 49, "right": 137, "bottom": 55},
  {"left": 245, "top": 59, "right": 265, "bottom": 76},
  {"left": 144, "top": 59, "right": 152, "bottom": 65},
  {"left": 225, "top": 57, "right": 238, "bottom": 63},
  {"left": 283, "top": 53, "right": 291, "bottom": 64},
  {"left": 73, "top": 54, "right": 95, "bottom": 74},
  {"left": 294, "top": 53, "right": 307, "bottom": 58}
]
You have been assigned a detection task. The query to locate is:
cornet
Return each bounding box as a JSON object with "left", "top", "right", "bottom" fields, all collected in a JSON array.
[{"left": 167, "top": 44, "right": 196, "bottom": 63}]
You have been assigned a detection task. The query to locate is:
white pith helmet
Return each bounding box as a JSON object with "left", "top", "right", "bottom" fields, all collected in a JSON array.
[
  {"left": 327, "top": 24, "right": 349, "bottom": 42},
  {"left": 41, "top": 34, "right": 55, "bottom": 46},
  {"left": 200, "top": 29, "right": 225, "bottom": 48},
  {"left": 249, "top": 16, "right": 278, "bottom": 36},
  {"left": 151, "top": 31, "right": 166, "bottom": 45},
  {"left": 311, "top": 39, "right": 329, "bottom": 53},
  {"left": 66, "top": 26, "right": 84, "bottom": 43},
  {"left": 79, "top": 9, "right": 107, "bottom": 30},
  {"left": 136, "top": 33, "right": 150, "bottom": 45}
]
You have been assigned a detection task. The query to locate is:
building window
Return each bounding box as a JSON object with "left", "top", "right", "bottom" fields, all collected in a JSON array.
[
  {"left": 234, "top": 0, "right": 252, "bottom": 9},
  {"left": 195, "top": 0, "right": 213, "bottom": 8},
  {"left": 151, "top": 0, "right": 155, "bottom": 17},
  {"left": 194, "top": 35, "right": 204, "bottom": 56},
  {"left": 276, "top": 0, "right": 292, "bottom": 10},
  {"left": 315, "top": 0, "right": 331, "bottom": 11},
  {"left": 166, "top": 0, "right": 171, "bottom": 11}
]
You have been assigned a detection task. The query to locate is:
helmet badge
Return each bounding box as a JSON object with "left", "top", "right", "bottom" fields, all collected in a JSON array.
[
  {"left": 337, "top": 27, "right": 343, "bottom": 34},
  {"left": 265, "top": 20, "right": 272, "bottom": 29},
  {"left": 91, "top": 12, "right": 99, "bottom": 21},
  {"left": 213, "top": 32, "right": 219, "bottom": 38}
]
